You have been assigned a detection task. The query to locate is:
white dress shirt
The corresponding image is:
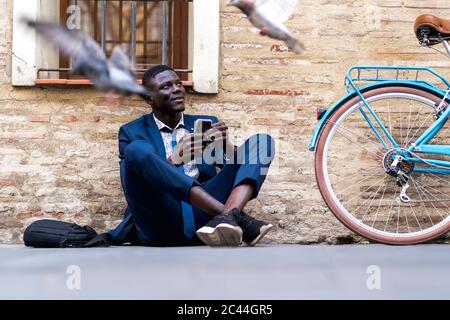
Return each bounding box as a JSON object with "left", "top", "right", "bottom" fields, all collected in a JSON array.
[{"left": 153, "top": 113, "right": 200, "bottom": 180}]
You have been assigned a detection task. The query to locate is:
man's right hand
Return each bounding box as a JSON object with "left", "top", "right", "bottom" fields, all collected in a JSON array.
[{"left": 168, "top": 133, "right": 205, "bottom": 166}]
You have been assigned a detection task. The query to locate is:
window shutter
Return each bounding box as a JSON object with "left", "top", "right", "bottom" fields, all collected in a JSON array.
[
  {"left": 12, "top": 0, "right": 60, "bottom": 86},
  {"left": 12, "top": 0, "right": 39, "bottom": 86},
  {"left": 192, "top": 0, "right": 220, "bottom": 94}
]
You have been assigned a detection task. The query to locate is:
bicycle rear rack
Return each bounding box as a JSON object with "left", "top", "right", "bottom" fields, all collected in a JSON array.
[{"left": 345, "top": 66, "right": 450, "bottom": 94}]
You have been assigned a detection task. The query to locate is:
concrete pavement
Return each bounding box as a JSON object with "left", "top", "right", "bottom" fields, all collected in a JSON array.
[{"left": 0, "top": 244, "right": 449, "bottom": 299}]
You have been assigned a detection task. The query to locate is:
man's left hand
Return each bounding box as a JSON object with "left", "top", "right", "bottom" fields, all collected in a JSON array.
[
  {"left": 204, "top": 121, "right": 236, "bottom": 158},
  {"left": 204, "top": 121, "right": 228, "bottom": 146}
]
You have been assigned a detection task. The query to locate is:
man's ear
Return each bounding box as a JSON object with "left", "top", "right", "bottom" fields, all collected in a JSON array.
[{"left": 141, "top": 94, "right": 153, "bottom": 106}]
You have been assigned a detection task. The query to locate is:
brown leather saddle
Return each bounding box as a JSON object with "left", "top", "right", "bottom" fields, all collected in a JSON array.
[{"left": 414, "top": 14, "right": 450, "bottom": 46}]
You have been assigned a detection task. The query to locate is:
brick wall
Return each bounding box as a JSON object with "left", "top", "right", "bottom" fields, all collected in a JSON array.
[{"left": 1, "top": 0, "right": 450, "bottom": 243}]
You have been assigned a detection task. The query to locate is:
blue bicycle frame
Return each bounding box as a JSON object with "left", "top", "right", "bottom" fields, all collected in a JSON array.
[{"left": 310, "top": 65, "right": 450, "bottom": 175}]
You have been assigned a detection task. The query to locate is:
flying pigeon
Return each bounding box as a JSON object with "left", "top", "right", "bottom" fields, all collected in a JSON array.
[
  {"left": 227, "top": 0, "right": 304, "bottom": 54},
  {"left": 24, "top": 20, "right": 150, "bottom": 100}
]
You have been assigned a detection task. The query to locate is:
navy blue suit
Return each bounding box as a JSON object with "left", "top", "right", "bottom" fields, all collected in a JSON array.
[{"left": 109, "top": 113, "right": 274, "bottom": 246}]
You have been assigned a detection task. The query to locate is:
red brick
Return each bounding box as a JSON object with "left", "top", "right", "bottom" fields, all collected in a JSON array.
[
  {"left": 29, "top": 115, "right": 50, "bottom": 122},
  {"left": 0, "top": 179, "right": 14, "bottom": 187},
  {"left": 253, "top": 119, "right": 298, "bottom": 126},
  {"left": 17, "top": 212, "right": 32, "bottom": 220},
  {"left": 243, "top": 89, "right": 307, "bottom": 96},
  {"left": 104, "top": 180, "right": 120, "bottom": 187},
  {"left": 270, "top": 44, "right": 291, "bottom": 53},
  {"left": 90, "top": 115, "right": 101, "bottom": 122},
  {"left": 63, "top": 115, "right": 78, "bottom": 122},
  {"left": 50, "top": 211, "right": 65, "bottom": 219},
  {"left": 63, "top": 167, "right": 78, "bottom": 174}
]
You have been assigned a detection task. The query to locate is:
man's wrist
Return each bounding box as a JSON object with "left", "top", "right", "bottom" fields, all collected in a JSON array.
[
  {"left": 168, "top": 154, "right": 183, "bottom": 166},
  {"left": 168, "top": 155, "right": 177, "bottom": 165}
]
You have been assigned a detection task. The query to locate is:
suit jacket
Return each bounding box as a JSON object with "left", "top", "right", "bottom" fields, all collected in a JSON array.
[{"left": 109, "top": 113, "right": 219, "bottom": 244}]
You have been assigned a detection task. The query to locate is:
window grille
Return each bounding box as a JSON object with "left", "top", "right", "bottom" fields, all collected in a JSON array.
[{"left": 37, "top": 0, "right": 192, "bottom": 81}]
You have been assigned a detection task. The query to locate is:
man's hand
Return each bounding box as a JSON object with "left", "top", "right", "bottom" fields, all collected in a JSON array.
[
  {"left": 168, "top": 121, "right": 235, "bottom": 166},
  {"left": 204, "top": 121, "right": 235, "bottom": 153},
  {"left": 168, "top": 133, "right": 204, "bottom": 166},
  {"left": 204, "top": 121, "right": 228, "bottom": 146}
]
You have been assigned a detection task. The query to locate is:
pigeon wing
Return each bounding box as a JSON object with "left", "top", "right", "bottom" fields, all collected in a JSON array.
[
  {"left": 25, "top": 20, "right": 107, "bottom": 68},
  {"left": 108, "top": 66, "right": 150, "bottom": 96},
  {"left": 108, "top": 46, "right": 150, "bottom": 96},
  {"left": 255, "top": 0, "right": 298, "bottom": 24},
  {"left": 108, "top": 46, "right": 135, "bottom": 78},
  {"left": 25, "top": 20, "right": 110, "bottom": 89}
]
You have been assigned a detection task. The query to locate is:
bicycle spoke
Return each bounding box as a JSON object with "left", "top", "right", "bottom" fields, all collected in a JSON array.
[
  {"left": 341, "top": 176, "right": 388, "bottom": 206},
  {"left": 331, "top": 173, "right": 383, "bottom": 196},
  {"left": 328, "top": 120, "right": 385, "bottom": 150},
  {"left": 414, "top": 180, "right": 444, "bottom": 220},
  {"left": 424, "top": 172, "right": 450, "bottom": 189},
  {"left": 384, "top": 187, "right": 399, "bottom": 232},
  {"left": 387, "top": 100, "right": 393, "bottom": 140},
  {"left": 405, "top": 112, "right": 434, "bottom": 148},
  {"left": 360, "top": 178, "right": 387, "bottom": 221},
  {"left": 399, "top": 104, "right": 404, "bottom": 150},
  {"left": 412, "top": 176, "right": 450, "bottom": 214},
  {"left": 333, "top": 127, "right": 383, "bottom": 161},
  {"left": 403, "top": 101, "right": 414, "bottom": 149},
  {"left": 371, "top": 181, "right": 388, "bottom": 229},
  {"left": 413, "top": 176, "right": 445, "bottom": 222},
  {"left": 410, "top": 176, "right": 436, "bottom": 226},
  {"left": 415, "top": 176, "right": 450, "bottom": 204},
  {"left": 331, "top": 170, "right": 384, "bottom": 187},
  {"left": 402, "top": 110, "right": 421, "bottom": 149},
  {"left": 404, "top": 178, "right": 424, "bottom": 231},
  {"left": 353, "top": 177, "right": 387, "bottom": 217}
]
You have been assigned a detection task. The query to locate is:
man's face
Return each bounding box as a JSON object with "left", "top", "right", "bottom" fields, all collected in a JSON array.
[{"left": 145, "top": 70, "right": 186, "bottom": 114}]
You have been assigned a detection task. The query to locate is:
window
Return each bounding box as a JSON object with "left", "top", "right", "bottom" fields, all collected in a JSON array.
[
  {"left": 57, "top": 0, "right": 190, "bottom": 81},
  {"left": 12, "top": 0, "right": 220, "bottom": 93}
]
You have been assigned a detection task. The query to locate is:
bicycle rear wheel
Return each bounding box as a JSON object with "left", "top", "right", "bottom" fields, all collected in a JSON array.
[{"left": 316, "top": 86, "right": 450, "bottom": 244}]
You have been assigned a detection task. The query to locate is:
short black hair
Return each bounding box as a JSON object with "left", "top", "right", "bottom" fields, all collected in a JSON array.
[{"left": 142, "top": 65, "right": 175, "bottom": 87}]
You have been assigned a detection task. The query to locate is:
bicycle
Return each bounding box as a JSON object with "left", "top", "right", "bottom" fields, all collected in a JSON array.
[{"left": 309, "top": 14, "right": 450, "bottom": 245}]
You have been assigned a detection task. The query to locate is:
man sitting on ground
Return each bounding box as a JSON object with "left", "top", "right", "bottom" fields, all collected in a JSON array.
[{"left": 109, "top": 65, "right": 275, "bottom": 247}]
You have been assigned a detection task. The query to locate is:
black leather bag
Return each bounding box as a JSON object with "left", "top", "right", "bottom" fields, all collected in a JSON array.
[{"left": 23, "top": 219, "right": 111, "bottom": 248}]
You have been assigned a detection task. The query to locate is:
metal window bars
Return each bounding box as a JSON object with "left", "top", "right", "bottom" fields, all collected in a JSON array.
[{"left": 37, "top": 0, "right": 192, "bottom": 79}]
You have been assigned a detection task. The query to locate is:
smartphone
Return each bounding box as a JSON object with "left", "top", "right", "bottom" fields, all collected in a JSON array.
[{"left": 194, "top": 119, "right": 213, "bottom": 134}]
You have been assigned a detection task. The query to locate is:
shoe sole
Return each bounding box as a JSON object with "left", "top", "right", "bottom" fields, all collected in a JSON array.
[
  {"left": 196, "top": 224, "right": 243, "bottom": 247},
  {"left": 247, "top": 224, "right": 274, "bottom": 246}
]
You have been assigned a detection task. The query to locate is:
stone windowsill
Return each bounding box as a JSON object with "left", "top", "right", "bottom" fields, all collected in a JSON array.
[{"left": 35, "top": 79, "right": 194, "bottom": 87}]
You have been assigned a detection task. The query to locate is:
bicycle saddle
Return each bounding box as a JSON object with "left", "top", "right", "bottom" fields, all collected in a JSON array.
[{"left": 414, "top": 14, "right": 450, "bottom": 46}]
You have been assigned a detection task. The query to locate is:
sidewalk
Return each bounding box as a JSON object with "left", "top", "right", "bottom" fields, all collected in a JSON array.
[{"left": 0, "top": 244, "right": 449, "bottom": 299}]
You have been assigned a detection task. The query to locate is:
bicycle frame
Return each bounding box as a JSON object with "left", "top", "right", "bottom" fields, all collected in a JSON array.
[{"left": 310, "top": 65, "right": 450, "bottom": 175}]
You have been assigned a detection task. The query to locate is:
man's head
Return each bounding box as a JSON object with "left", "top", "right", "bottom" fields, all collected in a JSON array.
[{"left": 142, "top": 65, "right": 185, "bottom": 115}]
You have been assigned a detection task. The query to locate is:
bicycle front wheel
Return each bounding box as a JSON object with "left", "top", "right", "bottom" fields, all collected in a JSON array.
[{"left": 316, "top": 86, "right": 450, "bottom": 244}]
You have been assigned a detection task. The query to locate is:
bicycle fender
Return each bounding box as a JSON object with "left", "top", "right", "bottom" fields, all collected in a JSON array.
[{"left": 308, "top": 81, "right": 448, "bottom": 151}]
